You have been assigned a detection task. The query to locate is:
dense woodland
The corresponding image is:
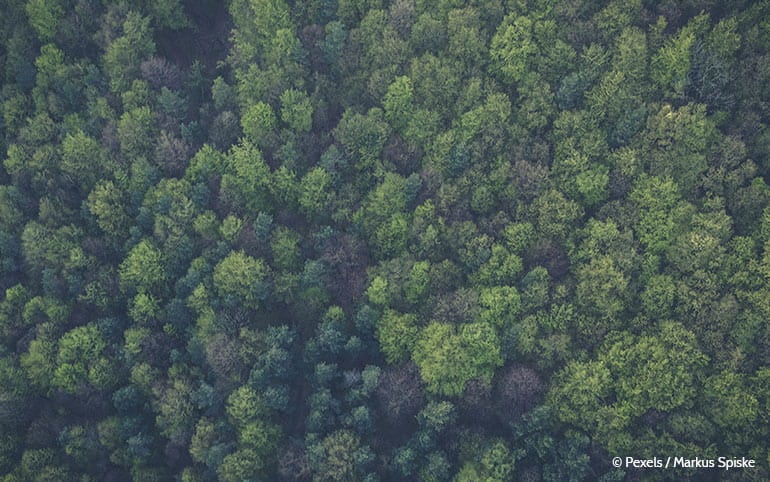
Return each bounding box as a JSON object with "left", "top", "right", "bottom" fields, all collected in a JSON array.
[{"left": 1, "top": 0, "right": 770, "bottom": 480}]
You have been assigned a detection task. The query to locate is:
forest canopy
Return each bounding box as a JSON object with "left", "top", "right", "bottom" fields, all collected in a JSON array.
[{"left": 1, "top": 0, "right": 770, "bottom": 480}]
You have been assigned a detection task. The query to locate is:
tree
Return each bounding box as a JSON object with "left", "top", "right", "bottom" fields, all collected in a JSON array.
[
  {"left": 650, "top": 17, "right": 699, "bottom": 99},
  {"left": 376, "top": 362, "right": 425, "bottom": 426},
  {"left": 226, "top": 386, "right": 269, "bottom": 427},
  {"left": 551, "top": 150, "right": 609, "bottom": 207},
  {"left": 119, "top": 239, "right": 166, "bottom": 295},
  {"left": 218, "top": 448, "right": 269, "bottom": 482},
  {"left": 640, "top": 103, "right": 715, "bottom": 194},
  {"left": 52, "top": 323, "right": 113, "bottom": 393},
  {"left": 532, "top": 189, "right": 584, "bottom": 241},
  {"left": 26, "top": 0, "right": 65, "bottom": 41},
  {"left": 413, "top": 322, "right": 502, "bottom": 397},
  {"left": 220, "top": 141, "right": 272, "bottom": 213},
  {"left": 490, "top": 15, "right": 537, "bottom": 85},
  {"left": 213, "top": 251, "right": 270, "bottom": 310},
  {"left": 704, "top": 371, "right": 759, "bottom": 438},
  {"left": 377, "top": 309, "right": 418, "bottom": 364},
  {"left": 456, "top": 438, "right": 517, "bottom": 482},
  {"left": 550, "top": 321, "right": 709, "bottom": 454},
  {"left": 88, "top": 180, "right": 131, "bottom": 238},
  {"left": 493, "top": 365, "right": 545, "bottom": 425},
  {"left": 476, "top": 286, "right": 522, "bottom": 329},
  {"left": 270, "top": 227, "right": 301, "bottom": 272},
  {"left": 280, "top": 89, "right": 313, "bottom": 132},
  {"left": 630, "top": 175, "right": 693, "bottom": 254},
  {"left": 547, "top": 359, "right": 612, "bottom": 431},
  {"left": 383, "top": 75, "right": 413, "bottom": 133},
  {"left": 310, "top": 429, "right": 370, "bottom": 482},
  {"left": 574, "top": 255, "right": 628, "bottom": 322},
  {"left": 229, "top": 0, "right": 293, "bottom": 68},
  {"left": 641, "top": 274, "right": 677, "bottom": 319},
  {"left": 20, "top": 323, "right": 58, "bottom": 391},
  {"left": 241, "top": 101, "right": 276, "bottom": 146},
  {"left": 118, "top": 106, "right": 157, "bottom": 160},
  {"left": 60, "top": 130, "right": 110, "bottom": 193},
  {"left": 472, "top": 245, "right": 523, "bottom": 286},
  {"left": 144, "top": 0, "right": 189, "bottom": 29},
  {"left": 103, "top": 12, "right": 156, "bottom": 93},
  {"left": 600, "top": 322, "right": 708, "bottom": 417},
  {"left": 299, "top": 167, "right": 333, "bottom": 220},
  {"left": 334, "top": 108, "right": 390, "bottom": 185}
]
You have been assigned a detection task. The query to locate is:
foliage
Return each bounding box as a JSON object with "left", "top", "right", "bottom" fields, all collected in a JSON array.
[
  {"left": 1, "top": 1, "right": 769, "bottom": 480},
  {"left": 412, "top": 322, "right": 502, "bottom": 397}
]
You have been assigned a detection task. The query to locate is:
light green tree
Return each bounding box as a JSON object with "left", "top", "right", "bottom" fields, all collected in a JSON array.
[
  {"left": 213, "top": 251, "right": 270, "bottom": 309},
  {"left": 413, "top": 322, "right": 502, "bottom": 396},
  {"left": 119, "top": 239, "right": 166, "bottom": 294}
]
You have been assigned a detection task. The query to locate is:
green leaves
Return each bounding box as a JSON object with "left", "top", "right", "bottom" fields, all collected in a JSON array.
[
  {"left": 600, "top": 322, "right": 708, "bottom": 415},
  {"left": 119, "top": 239, "right": 166, "bottom": 295},
  {"left": 630, "top": 175, "right": 692, "bottom": 254},
  {"left": 279, "top": 89, "right": 313, "bottom": 132},
  {"left": 413, "top": 322, "right": 502, "bottom": 397},
  {"left": 650, "top": 23, "right": 695, "bottom": 98},
  {"left": 213, "top": 251, "right": 270, "bottom": 310},
  {"left": 103, "top": 12, "right": 155, "bottom": 93},
  {"left": 53, "top": 323, "right": 114, "bottom": 393},
  {"left": 377, "top": 309, "right": 418, "bottom": 364},
  {"left": 490, "top": 15, "right": 537, "bottom": 85},
  {"left": 25, "top": 0, "right": 65, "bottom": 41},
  {"left": 549, "top": 322, "right": 709, "bottom": 453},
  {"left": 220, "top": 140, "right": 272, "bottom": 213},
  {"left": 383, "top": 76, "right": 414, "bottom": 133},
  {"left": 241, "top": 101, "right": 276, "bottom": 145},
  {"left": 117, "top": 106, "right": 157, "bottom": 159}
]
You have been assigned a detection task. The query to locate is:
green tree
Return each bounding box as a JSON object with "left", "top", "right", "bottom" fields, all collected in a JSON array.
[
  {"left": 118, "top": 106, "right": 157, "bottom": 160},
  {"left": 547, "top": 360, "right": 612, "bottom": 431},
  {"left": 280, "top": 89, "right": 313, "bottom": 132},
  {"left": 311, "top": 430, "right": 370, "bottom": 482},
  {"left": 103, "top": 12, "right": 156, "bottom": 93},
  {"left": 472, "top": 244, "right": 523, "bottom": 286},
  {"left": 299, "top": 167, "right": 333, "bottom": 220},
  {"left": 20, "top": 323, "right": 58, "bottom": 390},
  {"left": 601, "top": 322, "right": 708, "bottom": 416},
  {"left": 404, "top": 260, "right": 430, "bottom": 304},
  {"left": 145, "top": 0, "right": 189, "bottom": 29},
  {"left": 574, "top": 256, "right": 628, "bottom": 322},
  {"left": 532, "top": 189, "right": 584, "bottom": 241},
  {"left": 650, "top": 17, "right": 697, "bottom": 98},
  {"left": 333, "top": 108, "right": 390, "bottom": 185},
  {"left": 383, "top": 75, "right": 414, "bottom": 133},
  {"left": 218, "top": 448, "right": 268, "bottom": 482},
  {"left": 229, "top": 0, "right": 293, "bottom": 68},
  {"left": 490, "top": 15, "right": 537, "bottom": 85},
  {"left": 630, "top": 175, "right": 693, "bottom": 254},
  {"left": 220, "top": 141, "right": 272, "bottom": 213},
  {"left": 119, "top": 239, "right": 166, "bottom": 294},
  {"left": 377, "top": 309, "right": 418, "bottom": 364},
  {"left": 476, "top": 286, "right": 521, "bottom": 329},
  {"left": 213, "top": 251, "right": 270, "bottom": 310},
  {"left": 60, "top": 130, "right": 110, "bottom": 193},
  {"left": 227, "top": 385, "right": 269, "bottom": 427},
  {"left": 53, "top": 323, "right": 115, "bottom": 393},
  {"left": 25, "top": 0, "right": 65, "bottom": 41},
  {"left": 640, "top": 103, "right": 715, "bottom": 194},
  {"left": 456, "top": 438, "right": 518, "bottom": 482},
  {"left": 241, "top": 101, "right": 276, "bottom": 145},
  {"left": 413, "top": 322, "right": 502, "bottom": 397},
  {"left": 88, "top": 180, "right": 131, "bottom": 238},
  {"left": 271, "top": 226, "right": 301, "bottom": 272},
  {"left": 704, "top": 371, "right": 759, "bottom": 446}
]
